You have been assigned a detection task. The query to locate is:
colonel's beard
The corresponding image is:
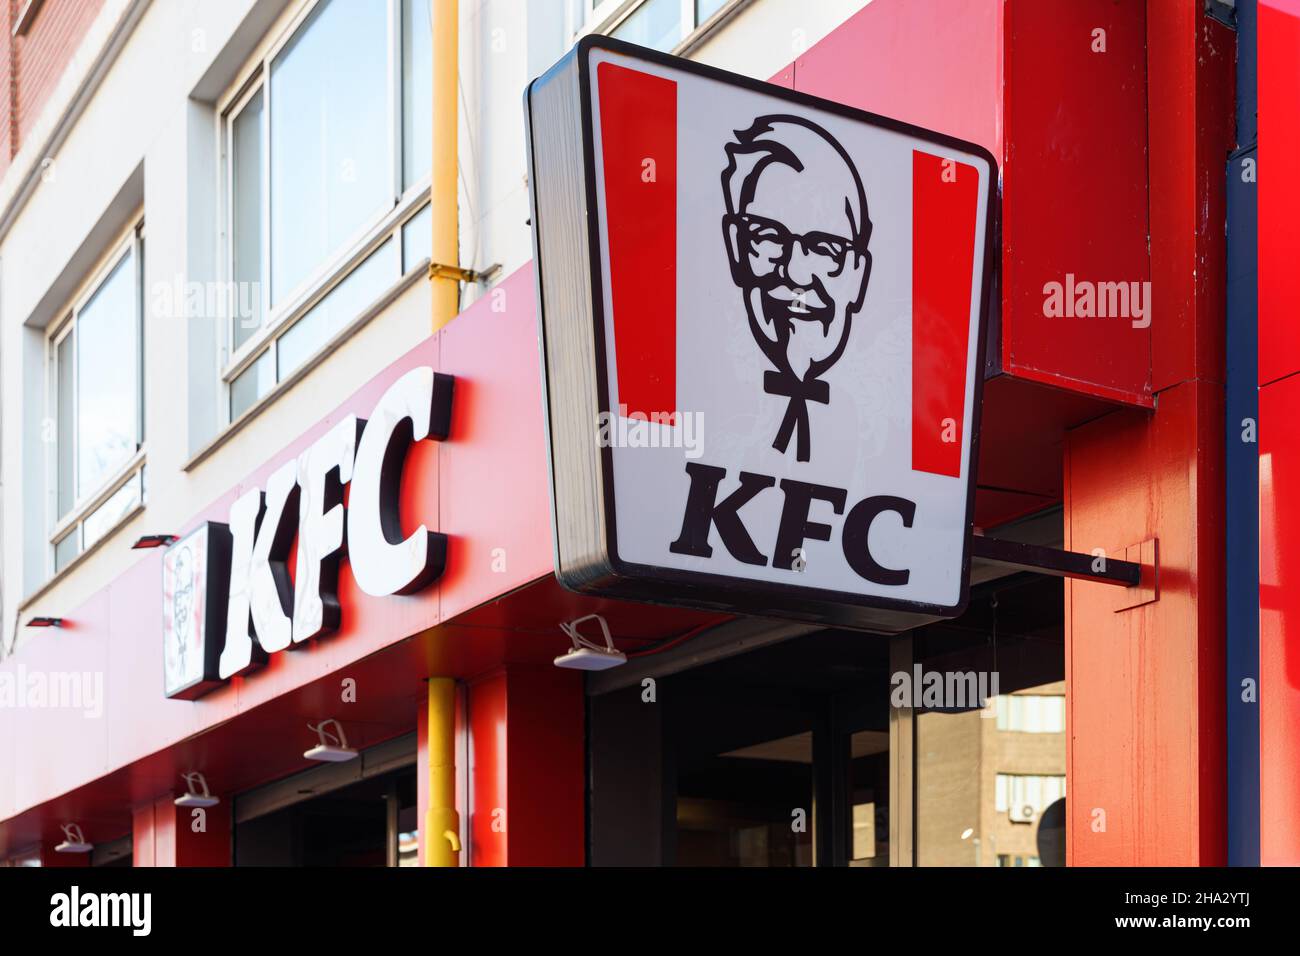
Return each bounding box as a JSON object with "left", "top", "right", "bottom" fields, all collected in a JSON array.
[{"left": 747, "top": 286, "right": 848, "bottom": 380}]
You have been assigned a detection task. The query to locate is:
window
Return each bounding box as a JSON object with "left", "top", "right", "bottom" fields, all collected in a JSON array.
[
  {"left": 995, "top": 694, "right": 1066, "bottom": 733},
  {"left": 48, "top": 228, "right": 146, "bottom": 573},
  {"left": 612, "top": 0, "right": 686, "bottom": 51},
  {"left": 223, "top": 0, "right": 433, "bottom": 422},
  {"left": 576, "top": 0, "right": 738, "bottom": 54},
  {"left": 995, "top": 774, "right": 1066, "bottom": 814}
]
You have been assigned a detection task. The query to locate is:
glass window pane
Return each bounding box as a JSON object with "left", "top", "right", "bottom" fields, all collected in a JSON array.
[
  {"left": 278, "top": 239, "right": 398, "bottom": 378},
  {"left": 56, "top": 331, "right": 75, "bottom": 517},
  {"left": 54, "top": 529, "right": 80, "bottom": 572},
  {"left": 402, "top": 0, "right": 432, "bottom": 190},
  {"left": 232, "top": 88, "right": 264, "bottom": 350},
  {"left": 76, "top": 250, "right": 138, "bottom": 500},
  {"left": 848, "top": 729, "right": 889, "bottom": 866},
  {"left": 913, "top": 579, "right": 1066, "bottom": 866},
  {"left": 402, "top": 203, "right": 431, "bottom": 274},
  {"left": 230, "top": 349, "right": 276, "bottom": 420},
  {"left": 1024, "top": 695, "right": 1040, "bottom": 731},
  {"left": 696, "top": 0, "right": 727, "bottom": 25},
  {"left": 82, "top": 471, "right": 142, "bottom": 550},
  {"left": 612, "top": 0, "right": 684, "bottom": 52},
  {"left": 270, "top": 0, "right": 391, "bottom": 307}
]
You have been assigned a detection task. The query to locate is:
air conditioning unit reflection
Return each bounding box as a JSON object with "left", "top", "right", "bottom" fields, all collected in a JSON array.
[{"left": 1009, "top": 803, "right": 1037, "bottom": 823}]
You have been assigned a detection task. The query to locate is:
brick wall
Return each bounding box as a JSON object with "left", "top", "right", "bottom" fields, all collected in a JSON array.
[
  {"left": 1, "top": 2, "right": 13, "bottom": 166},
  {"left": 1, "top": 0, "right": 105, "bottom": 182}
]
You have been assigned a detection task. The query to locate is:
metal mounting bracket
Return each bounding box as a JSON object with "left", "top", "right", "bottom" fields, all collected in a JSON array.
[
  {"left": 969, "top": 534, "right": 1143, "bottom": 587},
  {"left": 428, "top": 261, "right": 503, "bottom": 284}
]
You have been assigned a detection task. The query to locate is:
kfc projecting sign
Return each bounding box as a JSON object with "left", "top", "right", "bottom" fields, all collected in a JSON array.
[
  {"left": 526, "top": 38, "right": 996, "bottom": 632},
  {"left": 162, "top": 368, "right": 453, "bottom": 699}
]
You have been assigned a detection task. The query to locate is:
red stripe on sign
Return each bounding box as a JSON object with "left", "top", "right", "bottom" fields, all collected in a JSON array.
[
  {"left": 597, "top": 62, "right": 677, "bottom": 424},
  {"left": 912, "top": 150, "right": 980, "bottom": 478}
]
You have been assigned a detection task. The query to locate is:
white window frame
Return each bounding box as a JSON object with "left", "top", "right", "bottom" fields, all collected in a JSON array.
[
  {"left": 216, "top": 0, "right": 433, "bottom": 427},
  {"left": 576, "top": 0, "right": 750, "bottom": 53},
  {"left": 45, "top": 220, "right": 147, "bottom": 577}
]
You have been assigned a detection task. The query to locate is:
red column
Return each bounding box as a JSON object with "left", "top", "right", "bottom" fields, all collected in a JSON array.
[
  {"left": 1062, "top": 3, "right": 1233, "bottom": 866},
  {"left": 468, "top": 666, "right": 584, "bottom": 866},
  {"left": 416, "top": 664, "right": 584, "bottom": 866},
  {"left": 133, "top": 795, "right": 231, "bottom": 867},
  {"left": 1064, "top": 385, "right": 1225, "bottom": 865}
]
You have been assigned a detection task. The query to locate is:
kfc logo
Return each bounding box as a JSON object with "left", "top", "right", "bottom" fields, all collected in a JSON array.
[
  {"left": 528, "top": 37, "right": 995, "bottom": 631},
  {"left": 161, "top": 368, "right": 453, "bottom": 699},
  {"left": 722, "top": 116, "right": 872, "bottom": 462}
]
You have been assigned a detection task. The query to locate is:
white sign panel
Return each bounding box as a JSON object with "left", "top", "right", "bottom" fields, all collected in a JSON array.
[{"left": 527, "top": 37, "right": 996, "bottom": 632}]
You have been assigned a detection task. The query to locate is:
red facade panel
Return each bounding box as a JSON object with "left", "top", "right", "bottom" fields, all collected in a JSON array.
[
  {"left": 1259, "top": 0, "right": 1300, "bottom": 387},
  {"left": 1147, "top": 0, "right": 1234, "bottom": 392},
  {"left": 1002, "top": 0, "right": 1152, "bottom": 405},
  {"left": 791, "top": 0, "right": 1002, "bottom": 158},
  {"left": 1258, "top": 0, "right": 1300, "bottom": 865},
  {"left": 795, "top": 0, "right": 1153, "bottom": 408},
  {"left": 1259, "top": 374, "right": 1300, "bottom": 863},
  {"left": 1064, "top": 381, "right": 1225, "bottom": 866}
]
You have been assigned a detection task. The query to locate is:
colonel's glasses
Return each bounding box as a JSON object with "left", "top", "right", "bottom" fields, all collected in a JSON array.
[{"left": 727, "top": 212, "right": 859, "bottom": 276}]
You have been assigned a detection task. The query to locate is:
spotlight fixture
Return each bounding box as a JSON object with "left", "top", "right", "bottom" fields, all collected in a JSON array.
[
  {"left": 174, "top": 771, "right": 220, "bottom": 808},
  {"left": 132, "top": 534, "right": 179, "bottom": 550},
  {"left": 554, "top": 613, "right": 627, "bottom": 671},
  {"left": 54, "top": 823, "right": 92, "bottom": 854},
  {"left": 304, "top": 718, "right": 358, "bottom": 762},
  {"left": 25, "top": 616, "right": 64, "bottom": 628}
]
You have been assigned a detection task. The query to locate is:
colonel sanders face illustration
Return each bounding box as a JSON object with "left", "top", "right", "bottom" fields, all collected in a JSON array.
[{"left": 722, "top": 115, "right": 872, "bottom": 462}]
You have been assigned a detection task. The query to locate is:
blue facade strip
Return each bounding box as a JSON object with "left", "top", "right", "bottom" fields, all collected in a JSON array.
[
  {"left": 1225, "top": 141, "right": 1259, "bottom": 867},
  {"left": 1225, "top": 0, "right": 1258, "bottom": 868}
]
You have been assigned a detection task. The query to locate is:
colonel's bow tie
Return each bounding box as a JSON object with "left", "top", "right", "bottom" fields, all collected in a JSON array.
[{"left": 763, "top": 369, "right": 830, "bottom": 462}]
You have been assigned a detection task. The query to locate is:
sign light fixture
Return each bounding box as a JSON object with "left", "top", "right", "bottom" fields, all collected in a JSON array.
[
  {"left": 304, "top": 719, "right": 358, "bottom": 762},
  {"left": 173, "top": 771, "right": 220, "bottom": 808},
  {"left": 554, "top": 613, "right": 628, "bottom": 671},
  {"left": 54, "top": 823, "right": 92, "bottom": 854}
]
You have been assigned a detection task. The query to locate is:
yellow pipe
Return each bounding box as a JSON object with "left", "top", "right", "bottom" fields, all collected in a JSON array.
[
  {"left": 425, "top": 677, "right": 460, "bottom": 866},
  {"left": 425, "top": 0, "right": 460, "bottom": 869},
  {"left": 429, "top": 0, "right": 460, "bottom": 331}
]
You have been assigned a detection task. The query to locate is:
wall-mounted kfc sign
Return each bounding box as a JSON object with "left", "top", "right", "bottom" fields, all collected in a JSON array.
[
  {"left": 526, "top": 37, "right": 996, "bottom": 632},
  {"left": 162, "top": 368, "right": 453, "bottom": 699}
]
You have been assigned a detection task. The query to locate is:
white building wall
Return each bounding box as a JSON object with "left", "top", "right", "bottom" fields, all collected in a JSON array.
[{"left": 0, "top": 0, "right": 867, "bottom": 657}]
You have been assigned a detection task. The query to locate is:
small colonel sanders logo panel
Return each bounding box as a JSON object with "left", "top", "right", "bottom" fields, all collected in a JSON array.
[{"left": 589, "top": 50, "right": 990, "bottom": 608}]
